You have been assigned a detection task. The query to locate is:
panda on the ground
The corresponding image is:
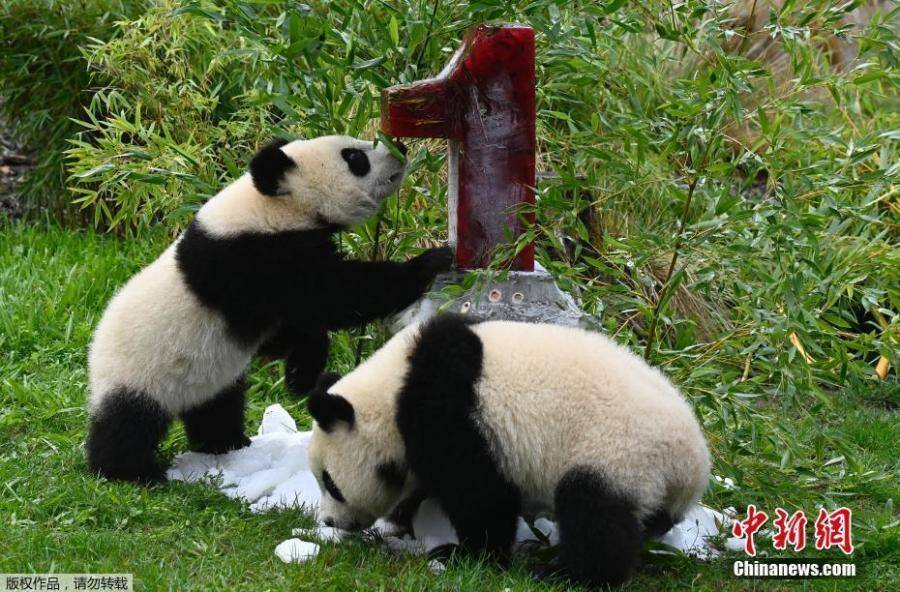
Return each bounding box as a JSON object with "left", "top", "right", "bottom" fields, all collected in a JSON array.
[
  {"left": 306, "top": 314, "right": 710, "bottom": 587},
  {"left": 86, "top": 135, "right": 452, "bottom": 484}
]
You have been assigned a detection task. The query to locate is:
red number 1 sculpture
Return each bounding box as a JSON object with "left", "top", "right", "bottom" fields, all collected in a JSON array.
[{"left": 381, "top": 23, "right": 536, "bottom": 271}]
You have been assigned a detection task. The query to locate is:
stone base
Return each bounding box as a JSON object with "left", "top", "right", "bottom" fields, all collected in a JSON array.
[{"left": 392, "top": 266, "right": 596, "bottom": 331}]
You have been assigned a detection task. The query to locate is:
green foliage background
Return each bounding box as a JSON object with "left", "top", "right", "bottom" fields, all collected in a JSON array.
[
  {"left": 0, "top": 0, "right": 149, "bottom": 216},
  {"left": 57, "top": 0, "right": 897, "bottom": 394},
  {"left": 0, "top": 0, "right": 897, "bottom": 588}
]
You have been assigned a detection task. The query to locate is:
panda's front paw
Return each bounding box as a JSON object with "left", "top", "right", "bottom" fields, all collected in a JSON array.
[{"left": 411, "top": 247, "right": 453, "bottom": 280}]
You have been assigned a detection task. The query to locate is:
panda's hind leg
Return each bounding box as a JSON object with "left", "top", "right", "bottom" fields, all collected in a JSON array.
[
  {"left": 86, "top": 388, "right": 171, "bottom": 484},
  {"left": 181, "top": 377, "right": 251, "bottom": 454},
  {"left": 552, "top": 467, "right": 642, "bottom": 587}
]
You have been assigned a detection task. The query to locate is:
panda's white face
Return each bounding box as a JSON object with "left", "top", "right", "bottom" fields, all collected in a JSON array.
[
  {"left": 308, "top": 420, "right": 405, "bottom": 531},
  {"left": 304, "top": 329, "right": 420, "bottom": 530},
  {"left": 282, "top": 136, "right": 407, "bottom": 226},
  {"left": 252, "top": 135, "right": 408, "bottom": 228}
]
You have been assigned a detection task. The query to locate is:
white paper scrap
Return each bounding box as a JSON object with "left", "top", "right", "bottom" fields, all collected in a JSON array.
[{"left": 274, "top": 538, "right": 320, "bottom": 563}]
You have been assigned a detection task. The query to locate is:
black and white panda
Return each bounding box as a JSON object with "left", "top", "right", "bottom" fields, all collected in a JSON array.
[
  {"left": 86, "top": 135, "right": 452, "bottom": 484},
  {"left": 306, "top": 315, "right": 710, "bottom": 587}
]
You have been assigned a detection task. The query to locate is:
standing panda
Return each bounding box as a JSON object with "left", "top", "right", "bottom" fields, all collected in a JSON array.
[
  {"left": 86, "top": 135, "right": 452, "bottom": 484},
  {"left": 306, "top": 315, "right": 710, "bottom": 587}
]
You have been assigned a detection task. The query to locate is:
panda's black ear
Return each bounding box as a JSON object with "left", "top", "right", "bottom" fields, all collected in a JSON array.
[
  {"left": 250, "top": 138, "right": 295, "bottom": 196},
  {"left": 308, "top": 391, "right": 355, "bottom": 432}
]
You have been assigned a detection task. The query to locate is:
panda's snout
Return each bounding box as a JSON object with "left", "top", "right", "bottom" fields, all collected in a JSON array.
[{"left": 322, "top": 516, "right": 362, "bottom": 531}]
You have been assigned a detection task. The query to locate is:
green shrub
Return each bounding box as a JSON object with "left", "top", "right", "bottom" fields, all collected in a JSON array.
[
  {"left": 65, "top": 0, "right": 460, "bottom": 232},
  {"left": 66, "top": 0, "right": 267, "bottom": 230},
  {"left": 0, "top": 0, "right": 147, "bottom": 217}
]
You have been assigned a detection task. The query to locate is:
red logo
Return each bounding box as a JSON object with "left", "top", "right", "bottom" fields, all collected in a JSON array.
[
  {"left": 732, "top": 504, "right": 768, "bottom": 556},
  {"left": 814, "top": 508, "right": 854, "bottom": 555},
  {"left": 733, "top": 505, "right": 854, "bottom": 556},
  {"left": 773, "top": 508, "right": 808, "bottom": 552}
]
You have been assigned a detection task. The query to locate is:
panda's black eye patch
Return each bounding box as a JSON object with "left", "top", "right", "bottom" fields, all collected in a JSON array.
[
  {"left": 322, "top": 470, "right": 345, "bottom": 503},
  {"left": 341, "top": 148, "right": 370, "bottom": 177}
]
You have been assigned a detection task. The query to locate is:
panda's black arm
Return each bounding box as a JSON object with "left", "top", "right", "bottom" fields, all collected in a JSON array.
[{"left": 292, "top": 247, "right": 452, "bottom": 329}]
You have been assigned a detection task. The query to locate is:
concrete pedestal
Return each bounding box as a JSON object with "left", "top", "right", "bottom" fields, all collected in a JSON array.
[{"left": 392, "top": 265, "right": 596, "bottom": 331}]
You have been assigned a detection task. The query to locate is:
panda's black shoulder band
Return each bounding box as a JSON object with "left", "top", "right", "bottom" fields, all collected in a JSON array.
[{"left": 250, "top": 138, "right": 296, "bottom": 196}]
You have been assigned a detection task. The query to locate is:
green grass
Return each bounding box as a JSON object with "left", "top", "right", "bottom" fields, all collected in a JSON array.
[{"left": 0, "top": 221, "right": 896, "bottom": 590}]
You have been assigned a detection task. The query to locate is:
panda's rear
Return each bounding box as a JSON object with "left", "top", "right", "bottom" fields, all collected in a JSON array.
[{"left": 471, "top": 320, "right": 710, "bottom": 522}]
